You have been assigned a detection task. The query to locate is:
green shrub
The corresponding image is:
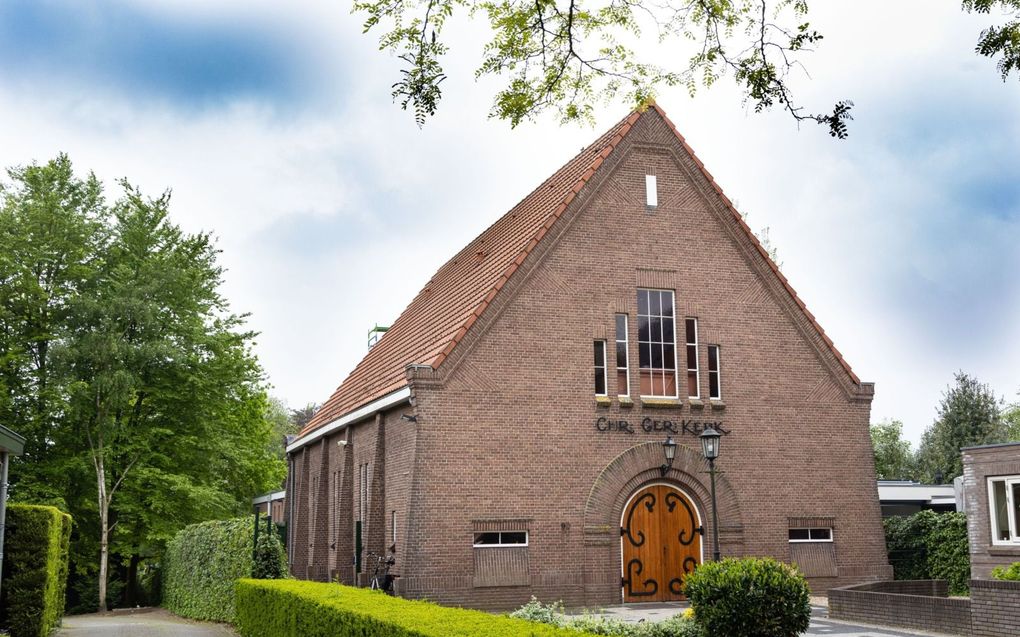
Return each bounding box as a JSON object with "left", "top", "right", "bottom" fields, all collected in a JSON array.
[
  {"left": 683, "top": 557, "right": 810, "bottom": 637},
  {"left": 163, "top": 517, "right": 286, "bottom": 623},
  {"left": 0, "top": 504, "right": 72, "bottom": 637},
  {"left": 884, "top": 510, "right": 970, "bottom": 595},
  {"left": 991, "top": 562, "right": 1020, "bottom": 581},
  {"left": 236, "top": 579, "right": 609, "bottom": 637}
]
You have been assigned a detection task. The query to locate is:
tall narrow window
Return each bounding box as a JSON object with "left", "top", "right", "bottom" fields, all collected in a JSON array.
[
  {"left": 391, "top": 511, "right": 397, "bottom": 544},
  {"left": 645, "top": 175, "right": 658, "bottom": 208},
  {"left": 638, "top": 289, "right": 677, "bottom": 397},
  {"left": 615, "top": 314, "right": 630, "bottom": 396},
  {"left": 685, "top": 318, "right": 700, "bottom": 398},
  {"left": 594, "top": 340, "right": 607, "bottom": 396},
  {"left": 708, "top": 345, "right": 721, "bottom": 400}
]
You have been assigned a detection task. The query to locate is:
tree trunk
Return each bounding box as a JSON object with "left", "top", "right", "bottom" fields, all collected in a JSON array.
[
  {"left": 125, "top": 554, "right": 140, "bottom": 607},
  {"left": 97, "top": 453, "right": 109, "bottom": 613}
]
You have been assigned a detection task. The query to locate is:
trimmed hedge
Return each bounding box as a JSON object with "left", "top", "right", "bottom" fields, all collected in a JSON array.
[
  {"left": 884, "top": 510, "right": 970, "bottom": 595},
  {"left": 235, "top": 579, "right": 603, "bottom": 637},
  {"left": 683, "top": 557, "right": 810, "bottom": 637},
  {"left": 163, "top": 517, "right": 286, "bottom": 623},
  {"left": 0, "top": 504, "right": 72, "bottom": 637}
]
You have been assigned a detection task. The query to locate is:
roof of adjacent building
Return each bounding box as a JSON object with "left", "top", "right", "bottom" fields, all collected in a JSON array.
[{"left": 297, "top": 103, "right": 861, "bottom": 440}]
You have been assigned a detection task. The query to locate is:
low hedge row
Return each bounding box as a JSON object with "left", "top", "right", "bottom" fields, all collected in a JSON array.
[
  {"left": 235, "top": 579, "right": 601, "bottom": 637},
  {"left": 163, "top": 517, "right": 286, "bottom": 623},
  {"left": 0, "top": 504, "right": 72, "bottom": 637}
]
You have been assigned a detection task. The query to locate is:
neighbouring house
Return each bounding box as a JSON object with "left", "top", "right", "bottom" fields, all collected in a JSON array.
[
  {"left": 962, "top": 441, "right": 1020, "bottom": 579},
  {"left": 877, "top": 480, "right": 957, "bottom": 518},
  {"left": 253, "top": 490, "right": 286, "bottom": 522},
  {"left": 284, "top": 103, "right": 892, "bottom": 610}
]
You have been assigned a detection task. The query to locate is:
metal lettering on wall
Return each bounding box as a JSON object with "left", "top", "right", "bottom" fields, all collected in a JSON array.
[{"left": 595, "top": 416, "right": 730, "bottom": 436}]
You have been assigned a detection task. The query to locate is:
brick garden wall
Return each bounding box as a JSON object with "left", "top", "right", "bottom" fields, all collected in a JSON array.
[
  {"left": 829, "top": 581, "right": 970, "bottom": 635},
  {"left": 971, "top": 579, "right": 1020, "bottom": 637},
  {"left": 830, "top": 580, "right": 1020, "bottom": 636}
]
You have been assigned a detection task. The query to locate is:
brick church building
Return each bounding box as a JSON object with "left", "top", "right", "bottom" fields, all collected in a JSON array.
[{"left": 284, "top": 103, "right": 892, "bottom": 609}]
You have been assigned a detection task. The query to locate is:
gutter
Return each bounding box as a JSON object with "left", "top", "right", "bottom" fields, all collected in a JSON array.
[{"left": 285, "top": 387, "right": 412, "bottom": 454}]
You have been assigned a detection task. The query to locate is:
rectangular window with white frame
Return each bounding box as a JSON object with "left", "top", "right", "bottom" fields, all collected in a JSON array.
[
  {"left": 594, "top": 340, "right": 607, "bottom": 396},
  {"left": 708, "top": 344, "right": 721, "bottom": 400},
  {"left": 788, "top": 528, "right": 833, "bottom": 542},
  {"left": 637, "top": 289, "right": 677, "bottom": 397},
  {"left": 615, "top": 314, "right": 630, "bottom": 397},
  {"left": 473, "top": 531, "right": 529, "bottom": 547},
  {"left": 685, "top": 318, "right": 700, "bottom": 398},
  {"left": 989, "top": 476, "right": 1020, "bottom": 544}
]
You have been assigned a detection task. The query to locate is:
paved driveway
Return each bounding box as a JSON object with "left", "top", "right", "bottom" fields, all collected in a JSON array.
[
  {"left": 56, "top": 608, "right": 237, "bottom": 637},
  {"left": 587, "top": 603, "right": 953, "bottom": 637}
]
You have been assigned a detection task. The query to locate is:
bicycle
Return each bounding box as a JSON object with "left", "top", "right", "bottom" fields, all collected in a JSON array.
[{"left": 367, "top": 549, "right": 396, "bottom": 594}]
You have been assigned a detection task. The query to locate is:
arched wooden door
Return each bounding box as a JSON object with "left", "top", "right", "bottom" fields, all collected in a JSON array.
[{"left": 620, "top": 483, "right": 702, "bottom": 602}]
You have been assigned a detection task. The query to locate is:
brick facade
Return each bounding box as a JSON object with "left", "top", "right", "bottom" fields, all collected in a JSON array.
[
  {"left": 962, "top": 442, "right": 1020, "bottom": 579},
  {"left": 286, "top": 106, "right": 892, "bottom": 609}
]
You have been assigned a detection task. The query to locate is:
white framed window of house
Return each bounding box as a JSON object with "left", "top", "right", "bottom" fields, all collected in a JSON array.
[
  {"left": 473, "top": 531, "right": 529, "bottom": 547},
  {"left": 988, "top": 476, "right": 1020, "bottom": 545},
  {"left": 637, "top": 289, "right": 678, "bottom": 398},
  {"left": 788, "top": 528, "right": 833, "bottom": 543},
  {"left": 615, "top": 314, "right": 630, "bottom": 397},
  {"left": 645, "top": 175, "right": 658, "bottom": 208}
]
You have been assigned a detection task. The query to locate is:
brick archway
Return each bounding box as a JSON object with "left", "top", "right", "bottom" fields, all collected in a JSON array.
[{"left": 581, "top": 441, "right": 744, "bottom": 605}]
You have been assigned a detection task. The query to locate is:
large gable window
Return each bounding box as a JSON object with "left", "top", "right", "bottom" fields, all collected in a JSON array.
[
  {"left": 637, "top": 289, "right": 677, "bottom": 398},
  {"left": 989, "top": 476, "right": 1020, "bottom": 545}
]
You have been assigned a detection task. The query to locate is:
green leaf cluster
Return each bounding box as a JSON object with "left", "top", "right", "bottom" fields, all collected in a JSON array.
[
  {"left": 682, "top": 557, "right": 810, "bottom": 637},
  {"left": 235, "top": 579, "right": 603, "bottom": 637},
  {"left": 991, "top": 561, "right": 1020, "bottom": 581},
  {"left": 870, "top": 419, "right": 915, "bottom": 480},
  {"left": 883, "top": 510, "right": 970, "bottom": 595},
  {"left": 0, "top": 154, "right": 286, "bottom": 611},
  {"left": 163, "top": 517, "right": 287, "bottom": 624},
  {"left": 0, "top": 504, "right": 72, "bottom": 637}
]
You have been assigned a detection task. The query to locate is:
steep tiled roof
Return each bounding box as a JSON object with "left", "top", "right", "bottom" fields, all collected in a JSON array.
[
  {"left": 300, "top": 110, "right": 643, "bottom": 436},
  {"left": 298, "top": 104, "right": 860, "bottom": 439}
]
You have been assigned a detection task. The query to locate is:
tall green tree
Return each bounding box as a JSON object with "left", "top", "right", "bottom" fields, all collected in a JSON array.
[
  {"left": 356, "top": 0, "right": 1020, "bottom": 134},
  {"left": 1004, "top": 390, "right": 1020, "bottom": 441},
  {"left": 915, "top": 372, "right": 1006, "bottom": 483},
  {"left": 870, "top": 419, "right": 915, "bottom": 480},
  {"left": 0, "top": 157, "right": 284, "bottom": 611}
]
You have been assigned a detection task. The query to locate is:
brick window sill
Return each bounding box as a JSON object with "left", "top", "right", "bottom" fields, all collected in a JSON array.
[
  {"left": 595, "top": 396, "right": 611, "bottom": 408},
  {"left": 987, "top": 545, "right": 1020, "bottom": 557}
]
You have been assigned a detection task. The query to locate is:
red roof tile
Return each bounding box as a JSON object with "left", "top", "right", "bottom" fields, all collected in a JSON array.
[{"left": 297, "top": 104, "right": 859, "bottom": 439}]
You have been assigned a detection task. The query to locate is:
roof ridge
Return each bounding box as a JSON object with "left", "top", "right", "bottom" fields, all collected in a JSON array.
[
  {"left": 649, "top": 103, "right": 860, "bottom": 385},
  {"left": 429, "top": 109, "right": 643, "bottom": 368}
]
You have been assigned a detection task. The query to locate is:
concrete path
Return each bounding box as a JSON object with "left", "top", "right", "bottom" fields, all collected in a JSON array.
[
  {"left": 583, "top": 603, "right": 955, "bottom": 637},
  {"left": 56, "top": 608, "right": 237, "bottom": 636}
]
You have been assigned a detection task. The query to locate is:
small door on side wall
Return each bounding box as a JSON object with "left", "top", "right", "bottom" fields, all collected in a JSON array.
[{"left": 621, "top": 483, "right": 702, "bottom": 602}]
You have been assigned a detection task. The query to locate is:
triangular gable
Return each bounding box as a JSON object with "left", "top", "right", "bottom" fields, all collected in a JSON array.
[{"left": 299, "top": 104, "right": 860, "bottom": 440}]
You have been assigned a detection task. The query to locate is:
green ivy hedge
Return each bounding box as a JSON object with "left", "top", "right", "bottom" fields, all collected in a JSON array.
[
  {"left": 0, "top": 504, "right": 72, "bottom": 637},
  {"left": 163, "top": 517, "right": 286, "bottom": 623},
  {"left": 683, "top": 557, "right": 810, "bottom": 637},
  {"left": 884, "top": 510, "right": 970, "bottom": 595},
  {"left": 235, "top": 579, "right": 603, "bottom": 637}
]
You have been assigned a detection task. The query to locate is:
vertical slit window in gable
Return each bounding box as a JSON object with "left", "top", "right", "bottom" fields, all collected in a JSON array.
[{"left": 645, "top": 175, "right": 657, "bottom": 208}]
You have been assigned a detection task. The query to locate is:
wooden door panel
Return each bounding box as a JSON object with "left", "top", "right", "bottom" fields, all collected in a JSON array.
[{"left": 622, "top": 484, "right": 701, "bottom": 602}]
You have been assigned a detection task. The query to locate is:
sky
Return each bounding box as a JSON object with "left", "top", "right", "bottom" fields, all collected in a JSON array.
[{"left": 0, "top": 0, "right": 1017, "bottom": 446}]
